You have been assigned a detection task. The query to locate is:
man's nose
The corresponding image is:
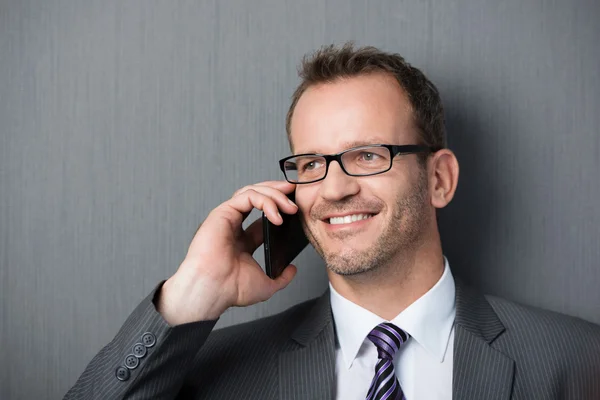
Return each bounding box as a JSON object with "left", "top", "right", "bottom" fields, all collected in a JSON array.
[{"left": 318, "top": 161, "right": 360, "bottom": 201}]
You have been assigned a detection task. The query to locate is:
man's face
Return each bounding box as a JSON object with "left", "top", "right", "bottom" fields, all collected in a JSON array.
[{"left": 290, "top": 73, "right": 432, "bottom": 276}]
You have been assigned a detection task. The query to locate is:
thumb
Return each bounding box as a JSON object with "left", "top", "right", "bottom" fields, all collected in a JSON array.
[{"left": 270, "top": 264, "right": 298, "bottom": 292}]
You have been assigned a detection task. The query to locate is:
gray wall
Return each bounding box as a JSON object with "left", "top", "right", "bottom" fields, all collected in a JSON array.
[{"left": 1, "top": 0, "right": 599, "bottom": 398}]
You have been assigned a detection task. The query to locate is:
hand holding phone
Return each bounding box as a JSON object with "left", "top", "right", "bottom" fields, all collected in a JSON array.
[{"left": 157, "top": 181, "right": 299, "bottom": 325}]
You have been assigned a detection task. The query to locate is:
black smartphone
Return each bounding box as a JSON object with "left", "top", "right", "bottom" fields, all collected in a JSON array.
[{"left": 262, "top": 192, "right": 309, "bottom": 279}]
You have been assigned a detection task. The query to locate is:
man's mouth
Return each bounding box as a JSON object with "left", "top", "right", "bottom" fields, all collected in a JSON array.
[{"left": 328, "top": 213, "right": 375, "bottom": 225}]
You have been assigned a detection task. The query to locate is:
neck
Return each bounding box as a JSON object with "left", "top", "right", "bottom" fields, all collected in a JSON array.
[{"left": 327, "top": 234, "right": 445, "bottom": 321}]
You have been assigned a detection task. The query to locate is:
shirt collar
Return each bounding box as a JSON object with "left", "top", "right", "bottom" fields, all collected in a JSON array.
[{"left": 329, "top": 257, "right": 456, "bottom": 369}]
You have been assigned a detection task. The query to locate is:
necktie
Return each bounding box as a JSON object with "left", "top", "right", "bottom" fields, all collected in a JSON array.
[{"left": 365, "top": 322, "right": 410, "bottom": 400}]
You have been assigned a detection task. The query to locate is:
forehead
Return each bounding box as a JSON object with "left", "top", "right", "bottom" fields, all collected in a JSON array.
[{"left": 289, "top": 72, "right": 418, "bottom": 154}]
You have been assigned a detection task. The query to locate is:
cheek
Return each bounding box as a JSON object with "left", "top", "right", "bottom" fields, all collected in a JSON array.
[
  {"left": 362, "top": 178, "right": 398, "bottom": 207},
  {"left": 295, "top": 186, "right": 318, "bottom": 219}
]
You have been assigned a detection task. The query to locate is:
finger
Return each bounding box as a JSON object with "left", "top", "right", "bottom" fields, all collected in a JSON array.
[
  {"left": 233, "top": 181, "right": 295, "bottom": 197},
  {"left": 242, "top": 217, "right": 264, "bottom": 254},
  {"left": 232, "top": 183, "right": 296, "bottom": 224},
  {"left": 234, "top": 185, "right": 298, "bottom": 215},
  {"left": 225, "top": 189, "right": 282, "bottom": 227}
]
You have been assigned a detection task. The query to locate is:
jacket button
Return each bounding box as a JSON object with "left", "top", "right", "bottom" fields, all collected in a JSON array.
[
  {"left": 141, "top": 332, "right": 156, "bottom": 348},
  {"left": 116, "top": 366, "right": 130, "bottom": 381},
  {"left": 124, "top": 354, "right": 139, "bottom": 369},
  {"left": 133, "top": 343, "right": 147, "bottom": 358}
]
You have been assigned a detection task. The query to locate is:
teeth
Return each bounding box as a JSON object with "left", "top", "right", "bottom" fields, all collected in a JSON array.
[{"left": 329, "top": 214, "right": 373, "bottom": 225}]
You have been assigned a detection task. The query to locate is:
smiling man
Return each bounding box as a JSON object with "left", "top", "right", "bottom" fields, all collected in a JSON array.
[{"left": 65, "top": 44, "right": 600, "bottom": 400}]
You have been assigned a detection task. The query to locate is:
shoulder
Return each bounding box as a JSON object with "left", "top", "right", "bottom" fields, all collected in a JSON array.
[
  {"left": 181, "top": 295, "right": 324, "bottom": 393},
  {"left": 487, "top": 294, "right": 600, "bottom": 340},
  {"left": 194, "top": 295, "right": 321, "bottom": 363},
  {"left": 486, "top": 294, "right": 600, "bottom": 366},
  {"left": 210, "top": 296, "right": 320, "bottom": 346}
]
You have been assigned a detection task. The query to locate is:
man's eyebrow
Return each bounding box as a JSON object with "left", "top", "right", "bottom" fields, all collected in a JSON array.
[{"left": 296, "top": 138, "right": 388, "bottom": 155}]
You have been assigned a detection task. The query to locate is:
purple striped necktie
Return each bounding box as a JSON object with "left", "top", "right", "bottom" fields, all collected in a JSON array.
[{"left": 365, "top": 322, "right": 410, "bottom": 400}]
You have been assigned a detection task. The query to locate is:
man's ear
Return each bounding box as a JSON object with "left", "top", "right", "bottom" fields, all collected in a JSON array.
[{"left": 428, "top": 149, "right": 459, "bottom": 209}]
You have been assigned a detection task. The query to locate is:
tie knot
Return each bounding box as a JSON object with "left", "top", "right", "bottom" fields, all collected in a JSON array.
[{"left": 367, "top": 322, "right": 409, "bottom": 360}]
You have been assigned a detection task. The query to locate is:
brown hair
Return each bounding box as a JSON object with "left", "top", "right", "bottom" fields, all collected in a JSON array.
[{"left": 286, "top": 43, "right": 447, "bottom": 154}]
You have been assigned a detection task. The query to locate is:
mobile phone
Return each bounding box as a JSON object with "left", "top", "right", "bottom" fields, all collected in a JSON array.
[{"left": 262, "top": 192, "right": 309, "bottom": 279}]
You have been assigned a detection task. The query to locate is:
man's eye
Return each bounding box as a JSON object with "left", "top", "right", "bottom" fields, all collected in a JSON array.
[
  {"left": 303, "top": 160, "right": 323, "bottom": 171},
  {"left": 360, "top": 152, "right": 379, "bottom": 161}
]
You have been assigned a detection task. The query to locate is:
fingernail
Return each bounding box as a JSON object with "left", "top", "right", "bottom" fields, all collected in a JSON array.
[
  {"left": 277, "top": 211, "right": 282, "bottom": 220},
  {"left": 288, "top": 198, "right": 297, "bottom": 207}
]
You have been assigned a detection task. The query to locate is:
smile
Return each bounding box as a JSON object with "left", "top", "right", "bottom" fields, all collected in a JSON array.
[{"left": 329, "top": 213, "right": 374, "bottom": 225}]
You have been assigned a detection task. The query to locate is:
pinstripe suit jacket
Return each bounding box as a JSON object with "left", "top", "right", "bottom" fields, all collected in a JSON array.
[{"left": 65, "top": 279, "right": 600, "bottom": 399}]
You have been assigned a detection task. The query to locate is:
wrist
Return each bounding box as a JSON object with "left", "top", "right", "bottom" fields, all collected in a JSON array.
[{"left": 157, "top": 272, "right": 229, "bottom": 325}]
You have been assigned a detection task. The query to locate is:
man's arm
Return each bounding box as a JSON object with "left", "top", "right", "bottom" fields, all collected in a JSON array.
[
  {"left": 63, "top": 283, "right": 217, "bottom": 400},
  {"left": 63, "top": 181, "right": 299, "bottom": 399}
]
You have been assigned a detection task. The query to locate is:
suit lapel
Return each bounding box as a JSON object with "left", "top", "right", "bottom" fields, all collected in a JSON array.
[
  {"left": 278, "top": 290, "right": 336, "bottom": 400},
  {"left": 452, "top": 279, "right": 515, "bottom": 400}
]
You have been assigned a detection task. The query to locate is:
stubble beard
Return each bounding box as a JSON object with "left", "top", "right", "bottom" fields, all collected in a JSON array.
[{"left": 304, "top": 170, "right": 430, "bottom": 277}]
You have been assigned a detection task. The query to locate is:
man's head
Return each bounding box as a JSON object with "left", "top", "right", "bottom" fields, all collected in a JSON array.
[
  {"left": 286, "top": 43, "right": 458, "bottom": 278},
  {"left": 286, "top": 43, "right": 447, "bottom": 155}
]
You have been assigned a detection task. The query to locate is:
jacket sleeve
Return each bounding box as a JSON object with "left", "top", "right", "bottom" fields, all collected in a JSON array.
[{"left": 63, "top": 282, "right": 218, "bottom": 400}]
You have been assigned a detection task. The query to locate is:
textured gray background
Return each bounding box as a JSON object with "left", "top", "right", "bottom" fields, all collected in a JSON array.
[{"left": 1, "top": 0, "right": 599, "bottom": 398}]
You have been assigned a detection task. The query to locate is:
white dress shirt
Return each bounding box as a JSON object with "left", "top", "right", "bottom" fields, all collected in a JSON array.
[{"left": 330, "top": 258, "right": 456, "bottom": 400}]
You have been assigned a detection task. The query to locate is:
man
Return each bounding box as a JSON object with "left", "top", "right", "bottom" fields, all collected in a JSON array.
[{"left": 64, "top": 44, "right": 600, "bottom": 399}]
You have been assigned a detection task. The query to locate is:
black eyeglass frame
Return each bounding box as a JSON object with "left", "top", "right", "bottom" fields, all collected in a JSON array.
[{"left": 278, "top": 144, "right": 436, "bottom": 184}]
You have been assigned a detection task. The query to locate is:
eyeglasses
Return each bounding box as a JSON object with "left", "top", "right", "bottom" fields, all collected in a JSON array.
[{"left": 279, "top": 144, "right": 435, "bottom": 184}]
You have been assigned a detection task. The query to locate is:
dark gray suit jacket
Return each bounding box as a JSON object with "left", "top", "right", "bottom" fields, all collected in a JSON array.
[{"left": 64, "top": 279, "right": 600, "bottom": 399}]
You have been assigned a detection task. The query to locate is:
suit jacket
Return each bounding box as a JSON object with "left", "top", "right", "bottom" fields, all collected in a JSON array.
[{"left": 64, "top": 279, "right": 600, "bottom": 399}]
